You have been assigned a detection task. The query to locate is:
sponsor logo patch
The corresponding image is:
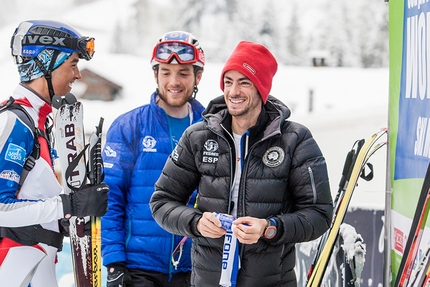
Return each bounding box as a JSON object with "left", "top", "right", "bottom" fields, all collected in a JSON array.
[
  {"left": 202, "top": 139, "right": 219, "bottom": 164},
  {"left": 5, "top": 143, "right": 26, "bottom": 166},
  {"left": 262, "top": 146, "right": 285, "bottom": 168},
  {"left": 103, "top": 162, "right": 114, "bottom": 168},
  {"left": 394, "top": 227, "right": 405, "bottom": 253},
  {"left": 172, "top": 147, "right": 179, "bottom": 161},
  {"left": 0, "top": 170, "right": 20, "bottom": 184},
  {"left": 142, "top": 136, "right": 157, "bottom": 152},
  {"left": 104, "top": 146, "right": 117, "bottom": 157},
  {"left": 243, "top": 62, "right": 256, "bottom": 75}
]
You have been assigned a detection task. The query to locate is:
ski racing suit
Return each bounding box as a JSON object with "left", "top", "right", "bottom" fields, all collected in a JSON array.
[{"left": 0, "top": 84, "right": 66, "bottom": 287}]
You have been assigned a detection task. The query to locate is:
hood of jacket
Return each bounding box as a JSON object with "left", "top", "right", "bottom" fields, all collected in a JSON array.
[{"left": 202, "top": 94, "right": 292, "bottom": 143}]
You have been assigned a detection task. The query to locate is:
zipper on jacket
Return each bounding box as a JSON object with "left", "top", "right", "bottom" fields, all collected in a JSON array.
[
  {"left": 219, "top": 123, "right": 236, "bottom": 214},
  {"left": 307, "top": 166, "right": 317, "bottom": 204},
  {"left": 239, "top": 132, "right": 249, "bottom": 218}
]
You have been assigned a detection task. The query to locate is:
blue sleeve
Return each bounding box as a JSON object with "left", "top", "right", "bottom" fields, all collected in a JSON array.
[
  {"left": 101, "top": 115, "right": 137, "bottom": 266},
  {"left": 0, "top": 112, "right": 34, "bottom": 203}
]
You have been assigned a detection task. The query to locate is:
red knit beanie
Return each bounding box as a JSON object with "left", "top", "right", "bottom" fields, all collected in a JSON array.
[{"left": 220, "top": 41, "right": 278, "bottom": 104}]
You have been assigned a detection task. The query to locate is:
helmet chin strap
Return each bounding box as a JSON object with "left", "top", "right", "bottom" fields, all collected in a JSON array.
[{"left": 33, "top": 50, "right": 59, "bottom": 101}]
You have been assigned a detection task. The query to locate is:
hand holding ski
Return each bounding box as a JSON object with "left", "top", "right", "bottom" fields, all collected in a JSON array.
[
  {"left": 54, "top": 93, "right": 107, "bottom": 287},
  {"left": 60, "top": 183, "right": 108, "bottom": 218}
]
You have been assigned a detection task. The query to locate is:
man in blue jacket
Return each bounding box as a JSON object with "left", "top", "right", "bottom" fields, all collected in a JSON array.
[{"left": 101, "top": 31, "right": 206, "bottom": 287}]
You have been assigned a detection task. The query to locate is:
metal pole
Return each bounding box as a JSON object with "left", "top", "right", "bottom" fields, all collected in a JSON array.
[{"left": 383, "top": 127, "right": 392, "bottom": 286}]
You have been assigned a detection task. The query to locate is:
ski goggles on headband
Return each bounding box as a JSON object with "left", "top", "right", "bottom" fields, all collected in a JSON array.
[{"left": 152, "top": 41, "right": 204, "bottom": 67}]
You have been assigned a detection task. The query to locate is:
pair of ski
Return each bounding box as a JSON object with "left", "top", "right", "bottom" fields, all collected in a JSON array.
[
  {"left": 306, "top": 128, "right": 388, "bottom": 287},
  {"left": 406, "top": 244, "right": 430, "bottom": 287},
  {"left": 393, "top": 161, "right": 430, "bottom": 287},
  {"left": 53, "top": 93, "right": 104, "bottom": 287}
]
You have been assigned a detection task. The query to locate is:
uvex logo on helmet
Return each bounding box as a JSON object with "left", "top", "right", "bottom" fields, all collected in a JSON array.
[{"left": 22, "top": 35, "right": 67, "bottom": 46}]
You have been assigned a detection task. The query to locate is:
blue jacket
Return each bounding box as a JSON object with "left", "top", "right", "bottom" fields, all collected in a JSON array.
[{"left": 101, "top": 92, "right": 204, "bottom": 275}]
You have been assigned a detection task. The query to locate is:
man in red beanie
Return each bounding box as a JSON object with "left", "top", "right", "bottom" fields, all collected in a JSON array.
[{"left": 150, "top": 41, "right": 333, "bottom": 287}]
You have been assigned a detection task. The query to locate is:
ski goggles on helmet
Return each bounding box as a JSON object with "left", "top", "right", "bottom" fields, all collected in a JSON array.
[
  {"left": 152, "top": 41, "right": 204, "bottom": 67},
  {"left": 18, "top": 35, "right": 95, "bottom": 61}
]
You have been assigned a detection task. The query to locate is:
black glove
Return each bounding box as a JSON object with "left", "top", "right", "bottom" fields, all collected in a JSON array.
[
  {"left": 60, "top": 182, "right": 109, "bottom": 218},
  {"left": 107, "top": 262, "right": 132, "bottom": 287},
  {"left": 59, "top": 219, "right": 71, "bottom": 237}
]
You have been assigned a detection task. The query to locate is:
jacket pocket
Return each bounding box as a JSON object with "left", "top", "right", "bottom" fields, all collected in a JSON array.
[{"left": 307, "top": 166, "right": 317, "bottom": 204}]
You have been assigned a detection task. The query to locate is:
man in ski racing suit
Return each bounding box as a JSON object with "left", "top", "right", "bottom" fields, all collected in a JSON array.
[
  {"left": 0, "top": 20, "right": 109, "bottom": 287},
  {"left": 150, "top": 41, "right": 333, "bottom": 286},
  {"left": 101, "top": 31, "right": 205, "bottom": 287}
]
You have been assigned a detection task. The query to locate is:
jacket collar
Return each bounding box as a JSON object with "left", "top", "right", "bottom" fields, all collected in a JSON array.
[
  {"left": 13, "top": 84, "right": 53, "bottom": 122},
  {"left": 149, "top": 91, "right": 204, "bottom": 126},
  {"left": 203, "top": 95, "right": 291, "bottom": 140}
]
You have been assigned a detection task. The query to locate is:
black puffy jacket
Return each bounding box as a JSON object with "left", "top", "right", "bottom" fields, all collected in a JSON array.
[{"left": 150, "top": 95, "right": 333, "bottom": 287}]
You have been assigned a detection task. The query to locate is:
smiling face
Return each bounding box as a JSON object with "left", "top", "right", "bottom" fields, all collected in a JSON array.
[
  {"left": 223, "top": 69, "right": 262, "bottom": 133},
  {"left": 154, "top": 63, "right": 202, "bottom": 117},
  {"left": 51, "top": 52, "right": 82, "bottom": 97},
  {"left": 155, "top": 63, "right": 201, "bottom": 105}
]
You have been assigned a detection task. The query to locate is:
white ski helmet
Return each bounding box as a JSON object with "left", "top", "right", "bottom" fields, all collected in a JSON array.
[{"left": 150, "top": 31, "right": 205, "bottom": 68}]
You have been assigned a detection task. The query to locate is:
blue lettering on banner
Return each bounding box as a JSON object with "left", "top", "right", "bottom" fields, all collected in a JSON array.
[
  {"left": 396, "top": 1, "right": 430, "bottom": 179},
  {"left": 5, "top": 143, "right": 26, "bottom": 166},
  {"left": 222, "top": 232, "right": 233, "bottom": 270}
]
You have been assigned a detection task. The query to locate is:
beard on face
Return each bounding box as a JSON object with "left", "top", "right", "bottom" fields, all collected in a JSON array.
[
  {"left": 228, "top": 105, "right": 250, "bottom": 117},
  {"left": 227, "top": 93, "right": 262, "bottom": 118},
  {"left": 158, "top": 89, "right": 193, "bottom": 107}
]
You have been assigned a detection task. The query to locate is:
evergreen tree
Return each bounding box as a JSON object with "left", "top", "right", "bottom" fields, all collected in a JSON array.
[
  {"left": 259, "top": 0, "right": 278, "bottom": 52},
  {"left": 110, "top": 22, "right": 124, "bottom": 54},
  {"left": 102, "top": 0, "right": 389, "bottom": 67},
  {"left": 285, "top": 2, "right": 306, "bottom": 65},
  {"left": 355, "top": 0, "right": 388, "bottom": 67}
]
